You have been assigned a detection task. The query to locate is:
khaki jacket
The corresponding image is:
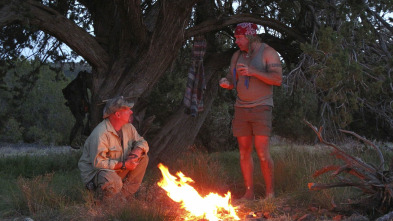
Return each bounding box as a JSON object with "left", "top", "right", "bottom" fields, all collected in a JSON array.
[{"left": 78, "top": 119, "right": 149, "bottom": 184}]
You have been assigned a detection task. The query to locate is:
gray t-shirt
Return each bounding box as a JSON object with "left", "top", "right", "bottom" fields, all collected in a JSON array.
[{"left": 233, "top": 43, "right": 274, "bottom": 108}]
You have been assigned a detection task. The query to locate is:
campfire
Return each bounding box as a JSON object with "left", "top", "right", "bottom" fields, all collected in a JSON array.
[{"left": 157, "top": 163, "right": 240, "bottom": 221}]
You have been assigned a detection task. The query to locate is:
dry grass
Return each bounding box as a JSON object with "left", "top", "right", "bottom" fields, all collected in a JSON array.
[{"left": 0, "top": 140, "right": 389, "bottom": 220}]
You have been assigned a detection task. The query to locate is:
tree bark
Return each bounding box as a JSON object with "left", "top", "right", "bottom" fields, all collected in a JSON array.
[
  {"left": 148, "top": 50, "right": 233, "bottom": 166},
  {"left": 0, "top": 0, "right": 315, "bottom": 154},
  {"left": 86, "top": 0, "right": 197, "bottom": 128}
]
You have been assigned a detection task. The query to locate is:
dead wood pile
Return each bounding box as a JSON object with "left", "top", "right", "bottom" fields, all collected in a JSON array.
[{"left": 304, "top": 120, "right": 393, "bottom": 216}]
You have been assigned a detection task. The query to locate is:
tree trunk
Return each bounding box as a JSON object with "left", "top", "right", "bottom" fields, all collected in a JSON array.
[
  {"left": 148, "top": 51, "right": 233, "bottom": 166},
  {"left": 85, "top": 1, "right": 196, "bottom": 129}
]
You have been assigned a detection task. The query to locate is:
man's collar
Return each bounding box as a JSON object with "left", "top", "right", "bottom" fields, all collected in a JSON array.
[{"left": 104, "top": 118, "right": 119, "bottom": 136}]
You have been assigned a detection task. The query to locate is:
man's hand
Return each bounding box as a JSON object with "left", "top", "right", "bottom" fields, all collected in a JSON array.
[
  {"left": 219, "top": 78, "right": 233, "bottom": 89},
  {"left": 114, "top": 147, "right": 144, "bottom": 171},
  {"left": 124, "top": 147, "right": 144, "bottom": 171},
  {"left": 124, "top": 155, "right": 139, "bottom": 171},
  {"left": 237, "top": 63, "right": 256, "bottom": 76},
  {"left": 113, "top": 154, "right": 140, "bottom": 171},
  {"left": 130, "top": 147, "right": 144, "bottom": 158}
]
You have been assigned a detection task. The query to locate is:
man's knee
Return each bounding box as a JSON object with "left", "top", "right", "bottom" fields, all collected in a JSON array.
[
  {"left": 122, "top": 155, "right": 149, "bottom": 194},
  {"left": 96, "top": 171, "right": 123, "bottom": 197},
  {"left": 128, "top": 155, "right": 149, "bottom": 180},
  {"left": 138, "top": 155, "right": 149, "bottom": 169},
  {"left": 239, "top": 150, "right": 253, "bottom": 160}
]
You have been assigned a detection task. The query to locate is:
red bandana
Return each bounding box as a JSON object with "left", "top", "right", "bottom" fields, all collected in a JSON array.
[{"left": 234, "top": 23, "right": 258, "bottom": 36}]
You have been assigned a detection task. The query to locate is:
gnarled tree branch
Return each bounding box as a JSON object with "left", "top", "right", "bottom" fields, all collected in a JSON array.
[
  {"left": 0, "top": 0, "right": 109, "bottom": 71},
  {"left": 185, "top": 13, "right": 307, "bottom": 43}
]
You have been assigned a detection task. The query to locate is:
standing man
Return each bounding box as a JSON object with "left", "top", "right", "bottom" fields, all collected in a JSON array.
[
  {"left": 62, "top": 70, "right": 92, "bottom": 148},
  {"left": 78, "top": 96, "right": 149, "bottom": 202},
  {"left": 219, "top": 23, "right": 282, "bottom": 200}
]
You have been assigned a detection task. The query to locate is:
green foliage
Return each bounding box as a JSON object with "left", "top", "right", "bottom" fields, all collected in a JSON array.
[
  {"left": 144, "top": 47, "right": 190, "bottom": 133},
  {"left": 0, "top": 118, "right": 23, "bottom": 143},
  {"left": 24, "top": 127, "right": 64, "bottom": 146},
  {"left": 20, "top": 65, "right": 72, "bottom": 144},
  {"left": 197, "top": 91, "right": 238, "bottom": 152},
  {"left": 288, "top": 24, "right": 393, "bottom": 141},
  {"left": 1, "top": 0, "right": 392, "bottom": 147},
  {"left": 0, "top": 59, "right": 74, "bottom": 145},
  {"left": 273, "top": 86, "right": 318, "bottom": 143}
]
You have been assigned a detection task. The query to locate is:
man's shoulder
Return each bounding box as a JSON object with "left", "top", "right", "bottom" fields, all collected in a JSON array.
[
  {"left": 233, "top": 50, "right": 241, "bottom": 56},
  {"left": 263, "top": 44, "right": 276, "bottom": 52},
  {"left": 89, "top": 120, "right": 110, "bottom": 136},
  {"left": 83, "top": 120, "right": 113, "bottom": 147},
  {"left": 231, "top": 50, "right": 242, "bottom": 62},
  {"left": 264, "top": 43, "right": 277, "bottom": 53},
  {"left": 262, "top": 44, "right": 280, "bottom": 60},
  {"left": 123, "top": 123, "right": 137, "bottom": 131}
]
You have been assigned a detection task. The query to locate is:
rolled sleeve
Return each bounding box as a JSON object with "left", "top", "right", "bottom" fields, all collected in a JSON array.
[
  {"left": 95, "top": 139, "right": 119, "bottom": 170},
  {"left": 134, "top": 139, "right": 149, "bottom": 154}
]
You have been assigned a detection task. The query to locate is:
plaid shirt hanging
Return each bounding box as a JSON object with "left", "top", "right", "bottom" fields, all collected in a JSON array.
[{"left": 183, "top": 36, "right": 207, "bottom": 117}]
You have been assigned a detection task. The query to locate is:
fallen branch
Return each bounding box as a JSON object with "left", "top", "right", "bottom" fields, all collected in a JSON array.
[
  {"left": 339, "top": 129, "right": 385, "bottom": 170},
  {"left": 304, "top": 119, "right": 393, "bottom": 215},
  {"left": 304, "top": 120, "right": 378, "bottom": 174}
]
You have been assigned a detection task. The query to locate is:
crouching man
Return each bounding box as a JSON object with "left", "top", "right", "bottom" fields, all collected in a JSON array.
[{"left": 78, "top": 96, "right": 149, "bottom": 201}]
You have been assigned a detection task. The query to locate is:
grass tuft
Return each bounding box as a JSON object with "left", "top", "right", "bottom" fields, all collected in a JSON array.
[{"left": 0, "top": 143, "right": 389, "bottom": 220}]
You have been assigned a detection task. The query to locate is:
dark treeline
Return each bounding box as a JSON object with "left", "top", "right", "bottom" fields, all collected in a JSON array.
[
  {"left": 0, "top": 50, "right": 392, "bottom": 150},
  {"left": 0, "top": 1, "right": 392, "bottom": 155}
]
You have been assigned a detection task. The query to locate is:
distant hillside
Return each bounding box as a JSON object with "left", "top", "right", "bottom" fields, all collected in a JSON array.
[{"left": 52, "top": 62, "right": 91, "bottom": 80}]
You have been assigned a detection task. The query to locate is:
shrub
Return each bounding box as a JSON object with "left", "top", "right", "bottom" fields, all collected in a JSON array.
[
  {"left": 24, "top": 126, "right": 61, "bottom": 144},
  {"left": 0, "top": 59, "right": 74, "bottom": 145},
  {"left": 0, "top": 118, "right": 23, "bottom": 143}
]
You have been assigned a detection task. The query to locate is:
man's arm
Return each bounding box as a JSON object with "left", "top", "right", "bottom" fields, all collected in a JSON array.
[
  {"left": 129, "top": 125, "right": 149, "bottom": 154},
  {"left": 93, "top": 137, "right": 120, "bottom": 170},
  {"left": 121, "top": 147, "right": 144, "bottom": 171},
  {"left": 119, "top": 124, "right": 149, "bottom": 171},
  {"left": 219, "top": 50, "right": 241, "bottom": 90},
  {"left": 113, "top": 146, "right": 144, "bottom": 170}
]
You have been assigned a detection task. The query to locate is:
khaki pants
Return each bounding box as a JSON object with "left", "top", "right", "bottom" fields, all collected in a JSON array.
[{"left": 94, "top": 155, "right": 149, "bottom": 198}]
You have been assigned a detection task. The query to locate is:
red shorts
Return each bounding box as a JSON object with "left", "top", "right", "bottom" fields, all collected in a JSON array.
[{"left": 232, "top": 105, "right": 272, "bottom": 137}]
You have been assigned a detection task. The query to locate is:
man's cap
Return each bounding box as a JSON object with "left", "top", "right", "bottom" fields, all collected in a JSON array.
[
  {"left": 234, "top": 23, "right": 258, "bottom": 36},
  {"left": 102, "top": 96, "right": 134, "bottom": 119}
]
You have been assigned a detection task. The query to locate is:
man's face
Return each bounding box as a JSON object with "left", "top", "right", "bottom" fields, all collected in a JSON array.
[
  {"left": 117, "top": 107, "right": 133, "bottom": 124},
  {"left": 235, "top": 35, "right": 249, "bottom": 52}
]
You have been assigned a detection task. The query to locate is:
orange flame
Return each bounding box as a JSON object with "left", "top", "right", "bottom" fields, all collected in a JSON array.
[{"left": 157, "top": 163, "right": 240, "bottom": 221}]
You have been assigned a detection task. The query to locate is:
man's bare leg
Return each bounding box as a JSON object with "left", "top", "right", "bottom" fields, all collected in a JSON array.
[
  {"left": 237, "top": 136, "right": 254, "bottom": 200},
  {"left": 255, "top": 135, "right": 274, "bottom": 198}
]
